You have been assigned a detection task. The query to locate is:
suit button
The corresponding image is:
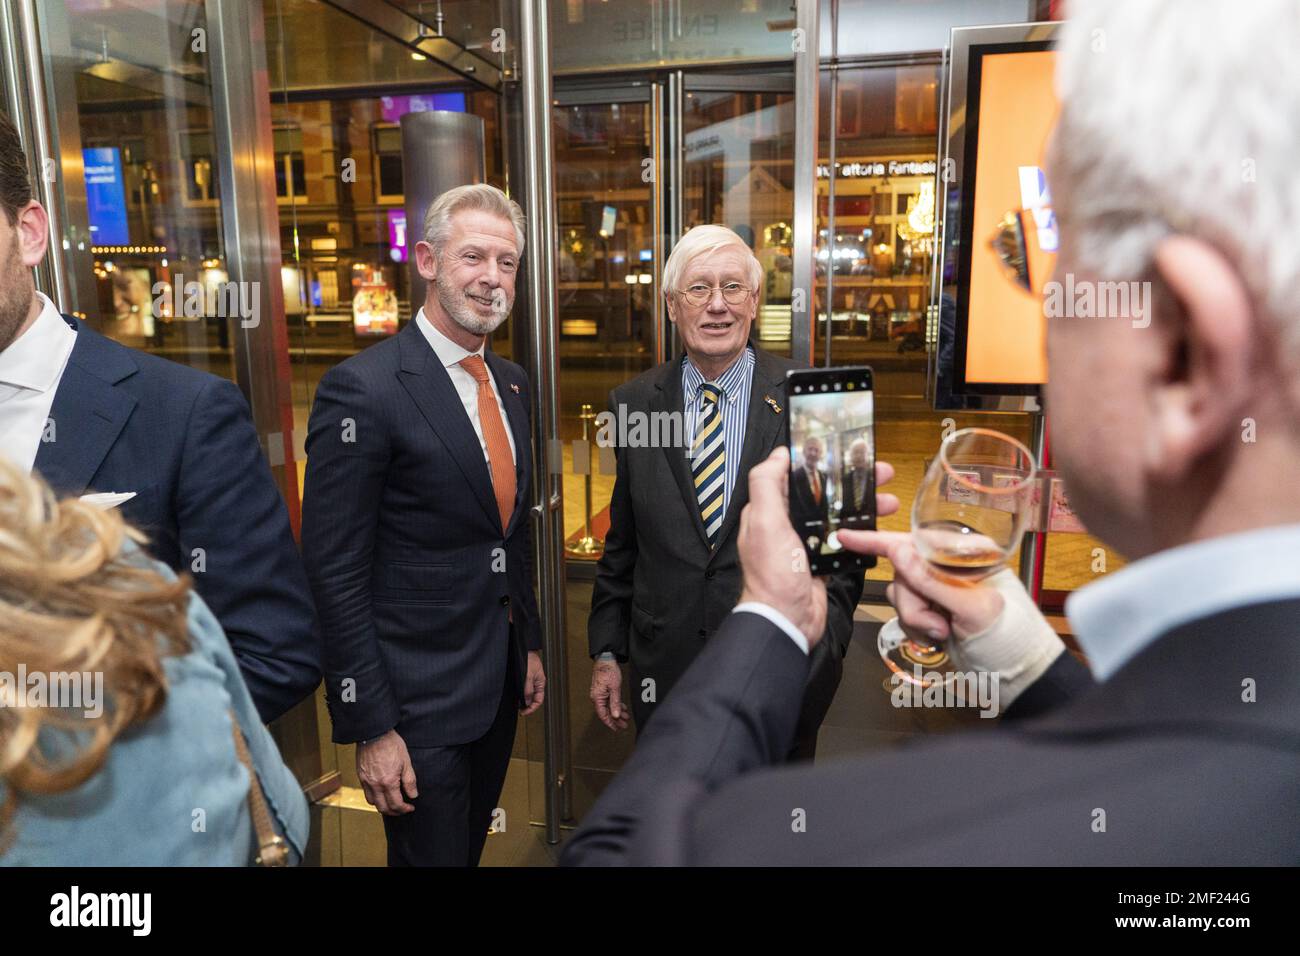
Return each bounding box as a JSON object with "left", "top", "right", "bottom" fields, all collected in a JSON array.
[
  {"left": 500, "top": 595, "right": 510, "bottom": 607},
  {"left": 705, "top": 569, "right": 716, "bottom": 580},
  {"left": 697, "top": 628, "right": 707, "bottom": 637}
]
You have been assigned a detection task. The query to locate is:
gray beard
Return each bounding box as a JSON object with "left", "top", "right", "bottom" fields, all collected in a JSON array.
[{"left": 435, "top": 272, "right": 509, "bottom": 337}]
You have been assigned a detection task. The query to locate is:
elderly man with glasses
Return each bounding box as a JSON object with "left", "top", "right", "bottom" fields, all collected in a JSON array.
[{"left": 587, "top": 224, "right": 870, "bottom": 760}]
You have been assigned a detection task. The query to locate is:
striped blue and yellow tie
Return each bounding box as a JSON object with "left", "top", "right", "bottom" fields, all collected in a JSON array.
[{"left": 692, "top": 383, "right": 726, "bottom": 546}]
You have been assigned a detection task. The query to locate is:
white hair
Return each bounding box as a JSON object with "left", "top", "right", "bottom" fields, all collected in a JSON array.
[
  {"left": 1051, "top": 0, "right": 1300, "bottom": 357},
  {"left": 662, "top": 225, "right": 762, "bottom": 299},
  {"left": 422, "top": 183, "right": 526, "bottom": 258}
]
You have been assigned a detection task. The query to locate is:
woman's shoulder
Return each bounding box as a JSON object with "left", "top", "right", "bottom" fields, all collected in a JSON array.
[
  {"left": 3, "top": 546, "right": 250, "bottom": 865},
  {"left": 1, "top": 649, "right": 254, "bottom": 865}
]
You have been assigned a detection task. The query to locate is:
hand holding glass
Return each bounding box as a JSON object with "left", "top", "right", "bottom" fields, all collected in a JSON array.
[{"left": 878, "top": 427, "right": 1037, "bottom": 684}]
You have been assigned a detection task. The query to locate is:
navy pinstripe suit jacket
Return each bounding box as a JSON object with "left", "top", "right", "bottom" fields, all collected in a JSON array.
[{"left": 302, "top": 320, "right": 540, "bottom": 747}]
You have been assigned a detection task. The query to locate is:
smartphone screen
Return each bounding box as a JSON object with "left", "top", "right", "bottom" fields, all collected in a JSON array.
[{"left": 786, "top": 366, "right": 876, "bottom": 575}]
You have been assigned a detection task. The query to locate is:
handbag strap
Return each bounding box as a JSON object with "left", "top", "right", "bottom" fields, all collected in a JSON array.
[{"left": 229, "top": 711, "right": 290, "bottom": 867}]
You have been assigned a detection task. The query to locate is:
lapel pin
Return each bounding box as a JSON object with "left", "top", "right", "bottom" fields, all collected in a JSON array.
[
  {"left": 764, "top": 395, "right": 782, "bottom": 415},
  {"left": 510, "top": 383, "right": 521, "bottom": 394}
]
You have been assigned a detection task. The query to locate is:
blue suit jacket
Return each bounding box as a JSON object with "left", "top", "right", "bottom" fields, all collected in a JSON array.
[
  {"left": 301, "top": 320, "right": 541, "bottom": 748},
  {"left": 32, "top": 317, "right": 320, "bottom": 724}
]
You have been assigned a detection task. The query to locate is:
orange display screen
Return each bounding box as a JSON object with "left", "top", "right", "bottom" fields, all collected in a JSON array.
[{"left": 960, "top": 48, "right": 1060, "bottom": 387}]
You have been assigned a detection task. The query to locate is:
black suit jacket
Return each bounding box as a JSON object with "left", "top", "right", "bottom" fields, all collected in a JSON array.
[
  {"left": 788, "top": 465, "right": 830, "bottom": 540},
  {"left": 588, "top": 347, "right": 864, "bottom": 733},
  {"left": 301, "top": 320, "right": 541, "bottom": 747},
  {"left": 563, "top": 598, "right": 1300, "bottom": 864},
  {"left": 32, "top": 317, "right": 320, "bottom": 724}
]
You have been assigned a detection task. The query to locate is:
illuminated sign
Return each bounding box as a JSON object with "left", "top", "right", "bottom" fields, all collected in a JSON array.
[
  {"left": 816, "top": 159, "right": 937, "bottom": 179},
  {"left": 379, "top": 93, "right": 467, "bottom": 123},
  {"left": 387, "top": 209, "right": 408, "bottom": 263},
  {"left": 83, "top": 147, "right": 129, "bottom": 246}
]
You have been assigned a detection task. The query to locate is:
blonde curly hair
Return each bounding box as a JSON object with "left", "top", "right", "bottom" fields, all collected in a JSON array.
[{"left": 0, "top": 458, "right": 191, "bottom": 851}]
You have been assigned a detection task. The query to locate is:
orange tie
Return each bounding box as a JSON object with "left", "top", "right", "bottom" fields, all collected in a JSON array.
[
  {"left": 459, "top": 355, "right": 516, "bottom": 532},
  {"left": 810, "top": 468, "right": 822, "bottom": 504}
]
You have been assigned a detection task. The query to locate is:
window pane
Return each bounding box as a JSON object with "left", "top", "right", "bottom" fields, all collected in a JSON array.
[
  {"left": 815, "top": 63, "right": 1035, "bottom": 582},
  {"left": 38, "top": 0, "right": 234, "bottom": 380}
]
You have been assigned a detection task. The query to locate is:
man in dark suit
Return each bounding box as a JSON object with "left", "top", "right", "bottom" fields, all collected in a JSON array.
[
  {"left": 561, "top": 0, "right": 1300, "bottom": 865},
  {"left": 302, "top": 184, "right": 545, "bottom": 866},
  {"left": 838, "top": 436, "right": 873, "bottom": 527},
  {"left": 788, "top": 435, "right": 830, "bottom": 550},
  {"left": 0, "top": 111, "right": 318, "bottom": 725},
  {"left": 587, "top": 225, "right": 863, "bottom": 761}
]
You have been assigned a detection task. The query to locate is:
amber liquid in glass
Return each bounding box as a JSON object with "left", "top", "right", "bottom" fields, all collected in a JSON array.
[{"left": 915, "top": 519, "right": 1005, "bottom": 581}]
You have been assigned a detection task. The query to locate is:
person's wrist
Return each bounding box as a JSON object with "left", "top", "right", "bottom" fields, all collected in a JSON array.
[
  {"left": 738, "top": 587, "right": 818, "bottom": 647},
  {"left": 951, "top": 587, "right": 1007, "bottom": 640},
  {"left": 947, "top": 572, "right": 1065, "bottom": 711},
  {"left": 357, "top": 728, "right": 392, "bottom": 748},
  {"left": 734, "top": 599, "right": 810, "bottom": 654}
]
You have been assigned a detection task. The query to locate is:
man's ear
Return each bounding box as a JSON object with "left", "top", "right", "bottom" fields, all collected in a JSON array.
[
  {"left": 664, "top": 290, "right": 677, "bottom": 325},
  {"left": 414, "top": 240, "right": 438, "bottom": 282},
  {"left": 17, "top": 200, "right": 48, "bottom": 268},
  {"left": 1144, "top": 235, "right": 1255, "bottom": 482}
]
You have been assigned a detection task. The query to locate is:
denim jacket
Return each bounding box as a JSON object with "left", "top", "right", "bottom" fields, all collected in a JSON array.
[{"left": 0, "top": 546, "right": 310, "bottom": 865}]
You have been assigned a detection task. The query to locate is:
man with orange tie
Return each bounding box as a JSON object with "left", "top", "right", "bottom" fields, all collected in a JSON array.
[
  {"left": 302, "top": 184, "right": 545, "bottom": 867},
  {"left": 790, "top": 435, "right": 831, "bottom": 548}
]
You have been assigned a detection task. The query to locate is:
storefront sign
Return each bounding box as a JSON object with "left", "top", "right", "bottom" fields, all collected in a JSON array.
[{"left": 816, "top": 159, "right": 937, "bottom": 179}]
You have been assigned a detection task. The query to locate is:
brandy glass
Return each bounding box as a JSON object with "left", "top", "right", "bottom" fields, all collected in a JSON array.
[{"left": 879, "top": 428, "right": 1037, "bottom": 687}]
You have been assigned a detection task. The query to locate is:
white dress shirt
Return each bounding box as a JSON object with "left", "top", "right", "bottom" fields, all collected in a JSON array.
[
  {"left": 414, "top": 308, "right": 517, "bottom": 467},
  {"left": 1066, "top": 522, "right": 1300, "bottom": 681},
  {"left": 0, "top": 291, "right": 77, "bottom": 472}
]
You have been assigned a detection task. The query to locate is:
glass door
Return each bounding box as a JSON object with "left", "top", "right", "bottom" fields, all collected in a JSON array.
[
  {"left": 682, "top": 74, "right": 795, "bottom": 356},
  {"left": 533, "top": 70, "right": 798, "bottom": 831},
  {"left": 524, "top": 84, "right": 655, "bottom": 828}
]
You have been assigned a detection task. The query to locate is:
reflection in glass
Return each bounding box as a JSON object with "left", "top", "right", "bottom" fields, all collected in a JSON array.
[
  {"left": 683, "top": 88, "right": 795, "bottom": 355},
  {"left": 39, "top": 0, "right": 233, "bottom": 379}
]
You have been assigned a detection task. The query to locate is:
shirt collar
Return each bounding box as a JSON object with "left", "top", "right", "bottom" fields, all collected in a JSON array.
[
  {"left": 415, "top": 307, "right": 485, "bottom": 369},
  {"left": 0, "top": 291, "right": 76, "bottom": 392},
  {"left": 1066, "top": 522, "right": 1300, "bottom": 681},
  {"left": 683, "top": 345, "right": 753, "bottom": 403}
]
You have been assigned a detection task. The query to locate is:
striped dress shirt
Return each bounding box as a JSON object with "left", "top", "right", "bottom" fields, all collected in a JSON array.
[{"left": 682, "top": 346, "right": 755, "bottom": 524}]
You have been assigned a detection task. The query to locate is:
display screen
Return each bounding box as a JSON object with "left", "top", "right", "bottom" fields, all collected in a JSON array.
[
  {"left": 387, "top": 209, "right": 408, "bottom": 263},
  {"left": 379, "top": 92, "right": 467, "bottom": 123},
  {"left": 83, "top": 146, "right": 130, "bottom": 246},
  {"left": 787, "top": 368, "right": 875, "bottom": 572},
  {"left": 954, "top": 44, "right": 1060, "bottom": 390}
]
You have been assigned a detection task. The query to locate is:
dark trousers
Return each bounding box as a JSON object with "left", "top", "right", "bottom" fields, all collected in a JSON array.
[{"left": 381, "top": 657, "right": 519, "bottom": 867}]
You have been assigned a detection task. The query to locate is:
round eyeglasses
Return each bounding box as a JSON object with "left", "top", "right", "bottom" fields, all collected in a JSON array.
[{"left": 676, "top": 282, "right": 753, "bottom": 307}]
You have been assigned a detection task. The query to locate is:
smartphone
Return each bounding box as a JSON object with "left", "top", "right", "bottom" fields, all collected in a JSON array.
[{"left": 785, "top": 365, "right": 876, "bottom": 575}]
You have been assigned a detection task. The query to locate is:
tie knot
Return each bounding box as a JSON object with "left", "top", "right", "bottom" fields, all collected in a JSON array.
[
  {"left": 459, "top": 354, "right": 489, "bottom": 384},
  {"left": 700, "top": 383, "right": 723, "bottom": 403}
]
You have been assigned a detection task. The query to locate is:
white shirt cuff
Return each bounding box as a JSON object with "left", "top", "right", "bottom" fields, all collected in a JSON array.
[{"left": 732, "top": 602, "right": 810, "bottom": 656}]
